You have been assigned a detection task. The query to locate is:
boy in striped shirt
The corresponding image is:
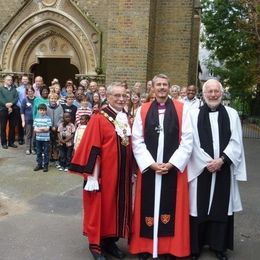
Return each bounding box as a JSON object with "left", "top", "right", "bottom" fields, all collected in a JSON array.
[
  {"left": 33, "top": 104, "right": 52, "bottom": 172},
  {"left": 75, "top": 94, "right": 92, "bottom": 127}
]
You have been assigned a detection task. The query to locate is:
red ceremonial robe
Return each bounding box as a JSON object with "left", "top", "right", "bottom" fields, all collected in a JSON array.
[
  {"left": 69, "top": 106, "right": 132, "bottom": 246},
  {"left": 129, "top": 100, "right": 190, "bottom": 257}
]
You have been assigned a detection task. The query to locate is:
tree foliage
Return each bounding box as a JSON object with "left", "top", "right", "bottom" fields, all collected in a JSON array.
[{"left": 201, "top": 0, "right": 260, "bottom": 115}]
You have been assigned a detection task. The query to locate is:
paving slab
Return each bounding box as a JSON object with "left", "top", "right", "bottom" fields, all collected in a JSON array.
[{"left": 0, "top": 138, "right": 259, "bottom": 260}]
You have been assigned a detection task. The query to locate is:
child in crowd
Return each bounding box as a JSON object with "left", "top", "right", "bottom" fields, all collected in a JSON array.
[
  {"left": 129, "top": 92, "right": 141, "bottom": 119},
  {"left": 73, "top": 91, "right": 83, "bottom": 108},
  {"left": 60, "top": 82, "right": 74, "bottom": 105},
  {"left": 92, "top": 92, "right": 101, "bottom": 112},
  {"left": 61, "top": 79, "right": 73, "bottom": 96},
  {"left": 74, "top": 114, "right": 89, "bottom": 150},
  {"left": 75, "top": 95, "right": 92, "bottom": 127},
  {"left": 61, "top": 94, "right": 77, "bottom": 124},
  {"left": 20, "top": 87, "right": 36, "bottom": 155},
  {"left": 33, "top": 104, "right": 52, "bottom": 172},
  {"left": 33, "top": 86, "right": 50, "bottom": 119},
  {"left": 47, "top": 93, "right": 64, "bottom": 164},
  {"left": 57, "top": 112, "right": 75, "bottom": 171}
]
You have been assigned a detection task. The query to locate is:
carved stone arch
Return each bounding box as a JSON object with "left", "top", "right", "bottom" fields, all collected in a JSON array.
[
  {"left": 14, "top": 24, "right": 83, "bottom": 73},
  {"left": 1, "top": 8, "right": 100, "bottom": 76}
]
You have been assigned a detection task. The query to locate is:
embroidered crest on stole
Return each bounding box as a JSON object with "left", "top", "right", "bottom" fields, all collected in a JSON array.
[
  {"left": 145, "top": 217, "right": 154, "bottom": 227},
  {"left": 160, "top": 214, "right": 171, "bottom": 224}
]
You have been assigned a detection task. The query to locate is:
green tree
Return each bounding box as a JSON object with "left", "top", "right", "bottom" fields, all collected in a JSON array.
[{"left": 201, "top": 0, "right": 260, "bottom": 115}]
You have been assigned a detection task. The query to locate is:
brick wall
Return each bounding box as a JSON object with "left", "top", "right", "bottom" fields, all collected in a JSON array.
[
  {"left": 0, "top": 0, "right": 199, "bottom": 89},
  {"left": 105, "top": 0, "right": 151, "bottom": 87},
  {"left": 77, "top": 0, "right": 198, "bottom": 87},
  {"left": 153, "top": 0, "right": 194, "bottom": 87}
]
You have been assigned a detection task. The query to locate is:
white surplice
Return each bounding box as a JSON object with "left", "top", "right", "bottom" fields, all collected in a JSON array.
[
  {"left": 187, "top": 106, "right": 247, "bottom": 217},
  {"left": 132, "top": 106, "right": 193, "bottom": 257}
]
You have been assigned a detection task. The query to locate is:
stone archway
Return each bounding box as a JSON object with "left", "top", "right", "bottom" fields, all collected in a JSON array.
[{"left": 0, "top": 0, "right": 102, "bottom": 80}]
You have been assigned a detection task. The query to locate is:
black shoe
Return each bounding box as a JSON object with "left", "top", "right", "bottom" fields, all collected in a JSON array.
[
  {"left": 164, "top": 254, "right": 176, "bottom": 260},
  {"left": 191, "top": 254, "right": 200, "bottom": 260},
  {"left": 214, "top": 251, "right": 228, "bottom": 260},
  {"left": 138, "top": 253, "right": 150, "bottom": 260},
  {"left": 43, "top": 166, "right": 48, "bottom": 172},
  {"left": 2, "top": 144, "right": 8, "bottom": 149},
  {"left": 8, "top": 143, "right": 18, "bottom": 148},
  {"left": 18, "top": 140, "right": 24, "bottom": 145},
  {"left": 90, "top": 249, "right": 106, "bottom": 260},
  {"left": 102, "top": 241, "right": 125, "bottom": 259},
  {"left": 34, "top": 165, "right": 43, "bottom": 171}
]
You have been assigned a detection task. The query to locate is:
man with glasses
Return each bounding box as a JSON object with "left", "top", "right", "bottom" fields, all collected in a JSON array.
[
  {"left": 0, "top": 75, "right": 19, "bottom": 149},
  {"left": 70, "top": 82, "right": 132, "bottom": 260},
  {"left": 187, "top": 79, "right": 247, "bottom": 260}
]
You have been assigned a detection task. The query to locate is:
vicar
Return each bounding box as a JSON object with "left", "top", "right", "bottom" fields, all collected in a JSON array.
[
  {"left": 129, "top": 74, "right": 193, "bottom": 259},
  {"left": 187, "top": 79, "right": 247, "bottom": 260},
  {"left": 69, "top": 82, "right": 132, "bottom": 260}
]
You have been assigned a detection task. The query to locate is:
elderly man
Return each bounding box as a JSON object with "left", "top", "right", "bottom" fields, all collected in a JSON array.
[
  {"left": 0, "top": 75, "right": 19, "bottom": 149},
  {"left": 86, "top": 81, "right": 98, "bottom": 106},
  {"left": 33, "top": 76, "right": 44, "bottom": 97},
  {"left": 69, "top": 82, "right": 132, "bottom": 260},
  {"left": 129, "top": 74, "right": 193, "bottom": 259},
  {"left": 187, "top": 79, "right": 247, "bottom": 260}
]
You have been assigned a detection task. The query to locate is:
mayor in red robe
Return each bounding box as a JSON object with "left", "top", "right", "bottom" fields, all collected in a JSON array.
[
  {"left": 129, "top": 74, "right": 193, "bottom": 259},
  {"left": 69, "top": 82, "right": 132, "bottom": 260}
]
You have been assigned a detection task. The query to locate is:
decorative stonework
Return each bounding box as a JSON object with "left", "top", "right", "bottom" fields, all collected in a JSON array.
[
  {"left": 0, "top": 0, "right": 102, "bottom": 76},
  {"left": 42, "top": 0, "right": 57, "bottom": 7},
  {"left": 18, "top": 29, "right": 81, "bottom": 72},
  {"left": 49, "top": 37, "right": 58, "bottom": 52}
]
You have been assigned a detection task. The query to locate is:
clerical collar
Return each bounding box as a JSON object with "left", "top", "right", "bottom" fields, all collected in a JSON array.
[
  {"left": 157, "top": 103, "right": 166, "bottom": 110},
  {"left": 205, "top": 103, "right": 221, "bottom": 112}
]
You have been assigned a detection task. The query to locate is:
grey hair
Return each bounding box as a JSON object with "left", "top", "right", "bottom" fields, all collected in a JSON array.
[
  {"left": 106, "top": 82, "right": 123, "bottom": 95},
  {"left": 170, "top": 85, "right": 180, "bottom": 92},
  {"left": 4, "top": 75, "right": 13, "bottom": 79},
  {"left": 202, "top": 79, "right": 224, "bottom": 93}
]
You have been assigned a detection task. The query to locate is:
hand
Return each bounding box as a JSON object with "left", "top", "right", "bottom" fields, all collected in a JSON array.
[
  {"left": 160, "top": 162, "right": 174, "bottom": 172},
  {"left": 150, "top": 162, "right": 163, "bottom": 172},
  {"left": 206, "top": 158, "right": 224, "bottom": 173},
  {"left": 150, "top": 163, "right": 171, "bottom": 175},
  {"left": 22, "top": 121, "right": 25, "bottom": 128}
]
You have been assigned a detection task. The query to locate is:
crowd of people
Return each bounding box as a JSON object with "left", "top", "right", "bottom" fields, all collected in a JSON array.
[
  {"left": 0, "top": 74, "right": 197, "bottom": 171},
  {"left": 0, "top": 73, "right": 246, "bottom": 260}
]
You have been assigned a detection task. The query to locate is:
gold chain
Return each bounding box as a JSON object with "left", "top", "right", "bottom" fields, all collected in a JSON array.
[{"left": 101, "top": 111, "right": 129, "bottom": 146}]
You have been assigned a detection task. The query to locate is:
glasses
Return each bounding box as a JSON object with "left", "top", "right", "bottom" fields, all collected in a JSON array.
[
  {"left": 112, "top": 94, "right": 127, "bottom": 99},
  {"left": 205, "top": 90, "right": 221, "bottom": 94}
]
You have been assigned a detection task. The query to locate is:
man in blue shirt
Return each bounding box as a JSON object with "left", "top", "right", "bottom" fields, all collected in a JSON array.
[{"left": 16, "top": 75, "right": 30, "bottom": 144}]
